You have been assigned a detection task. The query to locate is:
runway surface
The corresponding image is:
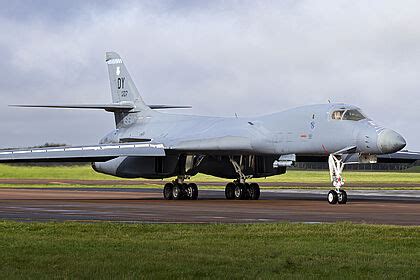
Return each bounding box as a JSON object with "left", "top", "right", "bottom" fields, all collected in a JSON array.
[
  {"left": 0, "top": 188, "right": 419, "bottom": 225},
  {"left": 1, "top": 178, "right": 420, "bottom": 188}
]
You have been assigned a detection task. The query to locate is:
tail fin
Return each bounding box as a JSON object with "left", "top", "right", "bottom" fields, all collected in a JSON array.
[
  {"left": 10, "top": 52, "right": 189, "bottom": 130},
  {"left": 106, "top": 52, "right": 153, "bottom": 126}
]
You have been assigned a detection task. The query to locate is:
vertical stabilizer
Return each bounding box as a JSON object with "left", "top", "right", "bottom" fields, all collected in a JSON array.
[{"left": 105, "top": 52, "right": 152, "bottom": 127}]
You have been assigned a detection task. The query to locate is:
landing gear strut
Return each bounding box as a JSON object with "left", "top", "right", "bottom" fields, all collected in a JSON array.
[
  {"left": 225, "top": 157, "right": 260, "bottom": 200},
  {"left": 163, "top": 176, "right": 198, "bottom": 200},
  {"left": 327, "top": 154, "right": 348, "bottom": 205}
]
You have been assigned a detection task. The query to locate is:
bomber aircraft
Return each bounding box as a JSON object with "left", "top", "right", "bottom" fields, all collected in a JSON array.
[{"left": 1, "top": 52, "right": 407, "bottom": 204}]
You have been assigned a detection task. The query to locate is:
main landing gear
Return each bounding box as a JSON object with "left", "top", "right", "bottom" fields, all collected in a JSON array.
[
  {"left": 225, "top": 157, "right": 261, "bottom": 200},
  {"left": 327, "top": 154, "right": 348, "bottom": 205},
  {"left": 163, "top": 156, "right": 261, "bottom": 201},
  {"left": 163, "top": 176, "right": 198, "bottom": 200},
  {"left": 225, "top": 182, "right": 260, "bottom": 200}
]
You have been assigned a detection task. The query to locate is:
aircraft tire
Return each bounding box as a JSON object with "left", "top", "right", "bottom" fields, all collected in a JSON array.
[
  {"left": 249, "top": 183, "right": 260, "bottom": 200},
  {"left": 163, "top": 183, "right": 174, "bottom": 200},
  {"left": 243, "top": 183, "right": 251, "bottom": 200},
  {"left": 225, "top": 183, "right": 236, "bottom": 200},
  {"left": 234, "top": 184, "right": 246, "bottom": 200},
  {"left": 338, "top": 190, "right": 347, "bottom": 204},
  {"left": 186, "top": 183, "right": 199, "bottom": 200},
  {"left": 181, "top": 183, "right": 189, "bottom": 200},
  {"left": 327, "top": 190, "right": 338, "bottom": 204},
  {"left": 172, "top": 184, "right": 183, "bottom": 200}
]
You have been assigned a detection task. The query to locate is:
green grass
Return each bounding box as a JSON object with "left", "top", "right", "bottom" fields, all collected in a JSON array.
[
  {"left": 1, "top": 164, "right": 420, "bottom": 185},
  {"left": 0, "top": 164, "right": 113, "bottom": 180},
  {"left": 0, "top": 222, "right": 418, "bottom": 279},
  {"left": 405, "top": 166, "right": 420, "bottom": 172}
]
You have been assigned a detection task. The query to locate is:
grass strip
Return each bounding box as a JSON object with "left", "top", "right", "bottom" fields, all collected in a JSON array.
[
  {"left": 1, "top": 165, "right": 420, "bottom": 183},
  {"left": 0, "top": 222, "right": 418, "bottom": 279}
]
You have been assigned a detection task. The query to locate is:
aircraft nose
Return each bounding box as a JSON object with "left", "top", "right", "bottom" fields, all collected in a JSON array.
[{"left": 377, "top": 129, "right": 406, "bottom": 153}]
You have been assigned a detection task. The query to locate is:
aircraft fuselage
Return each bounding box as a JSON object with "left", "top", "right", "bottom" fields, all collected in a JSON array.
[{"left": 101, "top": 103, "right": 405, "bottom": 157}]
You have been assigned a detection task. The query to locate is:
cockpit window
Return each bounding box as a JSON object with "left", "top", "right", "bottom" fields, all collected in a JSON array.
[
  {"left": 331, "top": 109, "right": 366, "bottom": 121},
  {"left": 331, "top": 110, "right": 345, "bottom": 120},
  {"left": 342, "top": 109, "right": 365, "bottom": 121}
]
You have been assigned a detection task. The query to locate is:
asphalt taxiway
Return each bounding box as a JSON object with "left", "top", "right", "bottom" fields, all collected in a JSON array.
[
  {"left": 1, "top": 178, "right": 419, "bottom": 188},
  {"left": 0, "top": 188, "right": 418, "bottom": 225}
]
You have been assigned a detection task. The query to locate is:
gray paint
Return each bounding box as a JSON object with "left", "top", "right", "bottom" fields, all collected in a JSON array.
[
  {"left": 0, "top": 52, "right": 407, "bottom": 180},
  {"left": 0, "top": 143, "right": 165, "bottom": 162}
]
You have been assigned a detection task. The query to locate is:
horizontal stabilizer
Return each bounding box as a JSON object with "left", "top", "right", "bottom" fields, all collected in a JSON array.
[
  {"left": 148, "top": 105, "right": 192, "bottom": 110},
  {"left": 10, "top": 104, "right": 191, "bottom": 111},
  {"left": 0, "top": 143, "right": 165, "bottom": 163},
  {"left": 10, "top": 104, "right": 135, "bottom": 112}
]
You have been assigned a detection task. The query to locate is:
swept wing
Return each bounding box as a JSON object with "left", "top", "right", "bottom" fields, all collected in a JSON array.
[{"left": 0, "top": 143, "right": 165, "bottom": 163}]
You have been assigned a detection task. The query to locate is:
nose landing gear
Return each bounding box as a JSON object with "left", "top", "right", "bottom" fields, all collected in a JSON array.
[{"left": 327, "top": 154, "right": 348, "bottom": 205}]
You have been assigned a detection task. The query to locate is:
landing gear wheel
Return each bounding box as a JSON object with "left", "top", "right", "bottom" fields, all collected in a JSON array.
[
  {"left": 248, "top": 183, "right": 260, "bottom": 200},
  {"left": 225, "top": 183, "right": 236, "bottom": 200},
  {"left": 186, "top": 183, "right": 199, "bottom": 200},
  {"left": 234, "top": 184, "right": 246, "bottom": 200},
  {"left": 327, "top": 190, "right": 338, "bottom": 205},
  {"left": 163, "top": 183, "right": 174, "bottom": 200},
  {"left": 243, "top": 183, "right": 251, "bottom": 200},
  {"left": 172, "top": 184, "right": 183, "bottom": 200},
  {"left": 338, "top": 190, "right": 347, "bottom": 204}
]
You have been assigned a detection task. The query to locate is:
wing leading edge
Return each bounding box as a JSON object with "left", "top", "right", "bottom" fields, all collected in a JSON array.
[{"left": 0, "top": 143, "right": 165, "bottom": 163}]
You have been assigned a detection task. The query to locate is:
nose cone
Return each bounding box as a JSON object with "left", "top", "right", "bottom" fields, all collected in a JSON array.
[{"left": 377, "top": 129, "right": 406, "bottom": 153}]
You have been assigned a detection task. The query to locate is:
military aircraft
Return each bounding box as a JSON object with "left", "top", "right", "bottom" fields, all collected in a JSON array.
[{"left": 1, "top": 52, "right": 407, "bottom": 204}]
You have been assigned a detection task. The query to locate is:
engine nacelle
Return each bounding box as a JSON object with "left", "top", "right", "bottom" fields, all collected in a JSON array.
[
  {"left": 92, "top": 156, "right": 179, "bottom": 179},
  {"left": 93, "top": 155, "right": 287, "bottom": 180},
  {"left": 197, "top": 155, "right": 286, "bottom": 179}
]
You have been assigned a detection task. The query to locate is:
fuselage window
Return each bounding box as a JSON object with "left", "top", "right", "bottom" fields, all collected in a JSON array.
[
  {"left": 342, "top": 109, "right": 366, "bottom": 121},
  {"left": 331, "top": 110, "right": 345, "bottom": 120},
  {"left": 331, "top": 109, "right": 366, "bottom": 121}
]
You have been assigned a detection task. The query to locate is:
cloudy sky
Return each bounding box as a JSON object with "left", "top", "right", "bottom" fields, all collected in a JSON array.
[{"left": 1, "top": 0, "right": 419, "bottom": 149}]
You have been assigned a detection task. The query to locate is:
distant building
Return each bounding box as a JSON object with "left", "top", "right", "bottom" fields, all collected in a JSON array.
[{"left": 293, "top": 151, "right": 420, "bottom": 171}]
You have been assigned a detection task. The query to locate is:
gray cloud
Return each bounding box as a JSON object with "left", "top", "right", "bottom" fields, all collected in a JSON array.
[{"left": 0, "top": 0, "right": 419, "bottom": 150}]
